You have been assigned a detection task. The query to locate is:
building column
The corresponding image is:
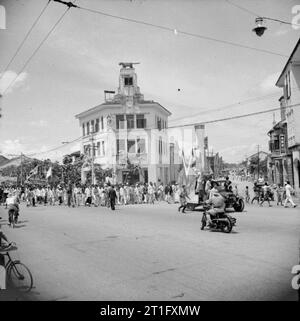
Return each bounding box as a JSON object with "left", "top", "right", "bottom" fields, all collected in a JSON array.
[
  {"left": 292, "top": 150, "right": 300, "bottom": 194},
  {"left": 194, "top": 124, "right": 206, "bottom": 173}
]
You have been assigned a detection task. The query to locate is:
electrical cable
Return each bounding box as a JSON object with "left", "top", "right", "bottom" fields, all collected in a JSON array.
[
  {"left": 169, "top": 87, "right": 299, "bottom": 124},
  {"left": 17, "top": 103, "right": 300, "bottom": 158},
  {"left": 225, "top": 0, "right": 300, "bottom": 27},
  {"left": 1, "top": 6, "right": 70, "bottom": 96},
  {"left": 26, "top": 136, "right": 82, "bottom": 157},
  {"left": 224, "top": 0, "right": 260, "bottom": 17},
  {"left": 168, "top": 102, "right": 300, "bottom": 128},
  {"left": 77, "top": 5, "right": 288, "bottom": 57},
  {"left": 0, "top": 0, "right": 51, "bottom": 81}
]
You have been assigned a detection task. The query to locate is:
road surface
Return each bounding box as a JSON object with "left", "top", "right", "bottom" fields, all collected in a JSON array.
[{"left": 0, "top": 200, "right": 299, "bottom": 301}]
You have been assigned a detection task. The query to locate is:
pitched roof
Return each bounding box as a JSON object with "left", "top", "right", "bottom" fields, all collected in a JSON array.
[{"left": 276, "top": 37, "right": 300, "bottom": 87}]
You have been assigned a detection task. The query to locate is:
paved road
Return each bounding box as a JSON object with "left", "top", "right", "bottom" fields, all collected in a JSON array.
[{"left": 0, "top": 200, "right": 299, "bottom": 301}]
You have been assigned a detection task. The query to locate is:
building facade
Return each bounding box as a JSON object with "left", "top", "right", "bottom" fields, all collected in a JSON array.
[
  {"left": 275, "top": 38, "right": 300, "bottom": 194},
  {"left": 246, "top": 151, "right": 269, "bottom": 180},
  {"left": 75, "top": 63, "right": 171, "bottom": 185},
  {"left": 206, "top": 152, "right": 224, "bottom": 178},
  {"left": 267, "top": 111, "right": 293, "bottom": 187}
]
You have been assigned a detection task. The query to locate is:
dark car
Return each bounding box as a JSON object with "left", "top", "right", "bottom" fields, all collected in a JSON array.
[
  {"left": 186, "top": 179, "right": 245, "bottom": 212},
  {"left": 211, "top": 179, "right": 245, "bottom": 212}
]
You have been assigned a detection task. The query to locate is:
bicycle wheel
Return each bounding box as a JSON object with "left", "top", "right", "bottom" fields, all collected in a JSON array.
[{"left": 7, "top": 260, "right": 33, "bottom": 292}]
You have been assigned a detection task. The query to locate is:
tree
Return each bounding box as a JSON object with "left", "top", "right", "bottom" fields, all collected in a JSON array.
[{"left": 61, "top": 154, "right": 84, "bottom": 185}]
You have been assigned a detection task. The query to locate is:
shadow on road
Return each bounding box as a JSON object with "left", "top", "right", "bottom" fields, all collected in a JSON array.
[
  {"left": 17, "top": 220, "right": 29, "bottom": 224},
  {"left": 11, "top": 224, "right": 27, "bottom": 229},
  {"left": 0, "top": 285, "right": 37, "bottom": 301}
]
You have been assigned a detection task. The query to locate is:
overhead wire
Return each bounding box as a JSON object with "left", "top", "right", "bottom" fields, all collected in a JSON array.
[
  {"left": 168, "top": 103, "right": 300, "bottom": 128},
  {"left": 17, "top": 102, "right": 300, "bottom": 159},
  {"left": 169, "top": 87, "right": 298, "bottom": 124},
  {"left": 0, "top": 0, "right": 51, "bottom": 81},
  {"left": 1, "top": 0, "right": 296, "bottom": 158},
  {"left": 225, "top": 0, "right": 300, "bottom": 27},
  {"left": 224, "top": 0, "right": 261, "bottom": 17},
  {"left": 76, "top": 5, "right": 288, "bottom": 58},
  {"left": 26, "top": 135, "right": 83, "bottom": 157},
  {"left": 1, "top": 4, "right": 71, "bottom": 96}
]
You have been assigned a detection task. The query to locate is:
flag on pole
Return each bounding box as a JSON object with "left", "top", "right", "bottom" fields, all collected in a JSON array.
[
  {"left": 46, "top": 167, "right": 52, "bottom": 179},
  {"left": 27, "top": 165, "right": 39, "bottom": 179},
  {"left": 31, "top": 165, "right": 39, "bottom": 175}
]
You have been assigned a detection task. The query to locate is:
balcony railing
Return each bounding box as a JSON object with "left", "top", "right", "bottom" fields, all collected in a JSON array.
[{"left": 116, "top": 153, "right": 148, "bottom": 165}]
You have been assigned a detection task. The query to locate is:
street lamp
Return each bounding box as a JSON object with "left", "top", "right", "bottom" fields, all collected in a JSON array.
[
  {"left": 252, "top": 16, "right": 299, "bottom": 37},
  {"left": 252, "top": 17, "right": 267, "bottom": 37}
]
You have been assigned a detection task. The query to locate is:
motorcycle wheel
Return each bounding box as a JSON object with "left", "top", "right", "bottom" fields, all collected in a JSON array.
[
  {"left": 234, "top": 199, "right": 245, "bottom": 212},
  {"left": 222, "top": 218, "right": 232, "bottom": 233}
]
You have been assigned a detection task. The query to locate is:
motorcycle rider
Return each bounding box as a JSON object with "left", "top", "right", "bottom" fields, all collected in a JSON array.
[
  {"left": 224, "top": 176, "right": 232, "bottom": 192},
  {"left": 204, "top": 191, "right": 226, "bottom": 227}
]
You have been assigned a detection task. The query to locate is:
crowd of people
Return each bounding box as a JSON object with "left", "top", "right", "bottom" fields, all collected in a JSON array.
[
  {"left": 0, "top": 176, "right": 297, "bottom": 213},
  {"left": 0, "top": 181, "right": 185, "bottom": 210},
  {"left": 247, "top": 180, "right": 297, "bottom": 208}
]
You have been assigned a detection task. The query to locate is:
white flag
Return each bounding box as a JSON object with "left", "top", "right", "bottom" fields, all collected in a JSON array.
[{"left": 46, "top": 167, "right": 52, "bottom": 178}]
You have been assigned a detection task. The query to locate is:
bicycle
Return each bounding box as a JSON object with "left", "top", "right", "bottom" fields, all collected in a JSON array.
[
  {"left": 0, "top": 244, "right": 33, "bottom": 292},
  {"left": 8, "top": 208, "right": 18, "bottom": 228}
]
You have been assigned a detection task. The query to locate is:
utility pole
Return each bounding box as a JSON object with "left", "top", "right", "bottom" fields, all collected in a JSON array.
[
  {"left": 257, "top": 144, "right": 260, "bottom": 180},
  {"left": 89, "top": 130, "right": 97, "bottom": 185},
  {"left": 7, "top": 153, "right": 24, "bottom": 185},
  {"left": 20, "top": 153, "right": 23, "bottom": 185}
]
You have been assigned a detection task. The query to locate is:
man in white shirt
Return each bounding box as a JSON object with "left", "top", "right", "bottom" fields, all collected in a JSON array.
[
  {"left": 75, "top": 185, "right": 82, "bottom": 207},
  {"left": 209, "top": 184, "right": 219, "bottom": 200},
  {"left": 284, "top": 181, "right": 297, "bottom": 208},
  {"left": 35, "top": 187, "right": 41, "bottom": 204},
  {"left": 6, "top": 193, "right": 20, "bottom": 226}
]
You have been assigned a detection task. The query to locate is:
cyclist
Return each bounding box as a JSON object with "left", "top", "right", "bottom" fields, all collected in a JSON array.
[
  {"left": 6, "top": 193, "right": 20, "bottom": 226},
  {"left": 0, "top": 228, "right": 13, "bottom": 249}
]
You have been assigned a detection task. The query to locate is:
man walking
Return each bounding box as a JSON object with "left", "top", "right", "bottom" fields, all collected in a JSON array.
[
  {"left": 108, "top": 185, "right": 117, "bottom": 211},
  {"left": 67, "top": 182, "right": 73, "bottom": 207},
  {"left": 178, "top": 185, "right": 190, "bottom": 213},
  {"left": 260, "top": 182, "right": 272, "bottom": 207},
  {"left": 284, "top": 181, "right": 297, "bottom": 208}
]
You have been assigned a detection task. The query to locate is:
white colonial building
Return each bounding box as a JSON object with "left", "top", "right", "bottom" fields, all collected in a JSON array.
[
  {"left": 275, "top": 38, "right": 300, "bottom": 194},
  {"left": 75, "top": 63, "right": 172, "bottom": 184}
]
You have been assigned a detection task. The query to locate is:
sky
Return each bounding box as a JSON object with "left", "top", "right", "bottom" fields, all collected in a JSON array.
[{"left": 0, "top": 0, "right": 299, "bottom": 163}]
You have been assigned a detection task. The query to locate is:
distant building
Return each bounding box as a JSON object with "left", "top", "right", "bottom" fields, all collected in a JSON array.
[
  {"left": 206, "top": 152, "right": 224, "bottom": 178},
  {"left": 75, "top": 63, "right": 171, "bottom": 185},
  {"left": 275, "top": 38, "right": 300, "bottom": 193},
  {"left": 246, "top": 151, "right": 269, "bottom": 180},
  {"left": 63, "top": 151, "right": 81, "bottom": 164},
  {"left": 267, "top": 100, "right": 293, "bottom": 186}
]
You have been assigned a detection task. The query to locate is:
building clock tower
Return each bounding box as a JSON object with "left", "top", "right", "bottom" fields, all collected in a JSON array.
[{"left": 115, "top": 62, "right": 144, "bottom": 113}]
